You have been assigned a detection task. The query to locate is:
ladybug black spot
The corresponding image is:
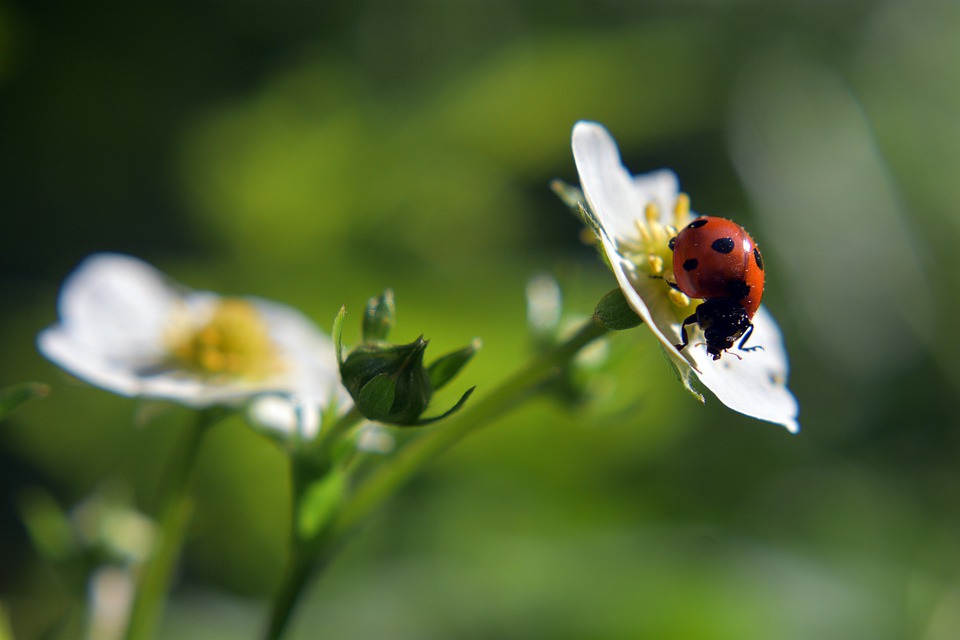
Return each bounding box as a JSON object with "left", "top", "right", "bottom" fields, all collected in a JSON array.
[
  {"left": 711, "top": 237, "right": 735, "bottom": 254},
  {"left": 688, "top": 218, "right": 709, "bottom": 229},
  {"left": 682, "top": 258, "right": 699, "bottom": 271},
  {"left": 753, "top": 247, "right": 764, "bottom": 270},
  {"left": 727, "top": 278, "right": 750, "bottom": 300}
]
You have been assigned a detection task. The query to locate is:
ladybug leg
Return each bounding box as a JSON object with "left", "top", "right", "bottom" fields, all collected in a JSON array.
[
  {"left": 737, "top": 322, "right": 764, "bottom": 352},
  {"left": 646, "top": 274, "right": 682, "bottom": 292},
  {"left": 675, "top": 313, "right": 698, "bottom": 351}
]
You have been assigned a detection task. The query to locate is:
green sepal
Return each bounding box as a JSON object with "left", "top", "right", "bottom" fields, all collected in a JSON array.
[
  {"left": 333, "top": 306, "right": 347, "bottom": 366},
  {"left": 427, "top": 338, "right": 481, "bottom": 391},
  {"left": 549, "top": 179, "right": 584, "bottom": 212},
  {"left": 415, "top": 386, "right": 476, "bottom": 426},
  {"left": 594, "top": 288, "right": 643, "bottom": 331},
  {"left": 0, "top": 383, "right": 49, "bottom": 421},
  {"left": 357, "top": 373, "right": 397, "bottom": 422},
  {"left": 362, "top": 289, "right": 395, "bottom": 342},
  {"left": 296, "top": 469, "right": 347, "bottom": 543}
]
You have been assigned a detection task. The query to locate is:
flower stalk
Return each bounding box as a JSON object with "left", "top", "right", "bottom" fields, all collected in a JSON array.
[
  {"left": 124, "top": 408, "right": 227, "bottom": 640},
  {"left": 334, "top": 316, "right": 608, "bottom": 537}
]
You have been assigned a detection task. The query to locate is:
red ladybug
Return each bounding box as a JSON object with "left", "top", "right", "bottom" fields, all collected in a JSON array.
[{"left": 668, "top": 216, "right": 765, "bottom": 360}]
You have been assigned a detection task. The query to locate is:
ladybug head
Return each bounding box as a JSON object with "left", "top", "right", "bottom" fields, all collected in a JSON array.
[
  {"left": 695, "top": 298, "right": 753, "bottom": 361},
  {"left": 703, "top": 332, "right": 737, "bottom": 360}
]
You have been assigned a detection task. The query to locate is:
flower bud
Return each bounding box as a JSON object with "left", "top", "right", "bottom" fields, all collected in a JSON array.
[
  {"left": 334, "top": 300, "right": 477, "bottom": 427},
  {"left": 340, "top": 337, "right": 432, "bottom": 425},
  {"left": 362, "top": 289, "right": 395, "bottom": 342}
]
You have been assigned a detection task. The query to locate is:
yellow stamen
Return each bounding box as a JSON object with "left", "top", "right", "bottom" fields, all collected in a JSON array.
[
  {"left": 634, "top": 219, "right": 651, "bottom": 244},
  {"left": 647, "top": 255, "right": 664, "bottom": 276},
  {"left": 644, "top": 202, "right": 660, "bottom": 224},
  {"left": 170, "top": 299, "right": 277, "bottom": 379},
  {"left": 668, "top": 288, "right": 691, "bottom": 308},
  {"left": 674, "top": 193, "right": 690, "bottom": 227}
]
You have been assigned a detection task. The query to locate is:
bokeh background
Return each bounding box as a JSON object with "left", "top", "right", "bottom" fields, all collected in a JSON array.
[{"left": 2, "top": 0, "right": 960, "bottom": 638}]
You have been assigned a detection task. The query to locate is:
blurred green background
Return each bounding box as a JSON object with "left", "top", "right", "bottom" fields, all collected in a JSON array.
[{"left": 2, "top": 0, "right": 960, "bottom": 638}]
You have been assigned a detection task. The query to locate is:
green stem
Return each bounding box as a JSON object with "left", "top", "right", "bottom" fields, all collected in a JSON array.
[
  {"left": 333, "top": 318, "right": 608, "bottom": 537},
  {"left": 262, "top": 547, "right": 311, "bottom": 640},
  {"left": 261, "top": 406, "right": 364, "bottom": 640},
  {"left": 124, "top": 408, "right": 222, "bottom": 640},
  {"left": 309, "top": 405, "right": 363, "bottom": 463},
  {"left": 261, "top": 318, "right": 608, "bottom": 640}
]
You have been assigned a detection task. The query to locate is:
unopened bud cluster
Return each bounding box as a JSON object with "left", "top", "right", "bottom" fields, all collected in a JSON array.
[{"left": 336, "top": 290, "right": 478, "bottom": 426}]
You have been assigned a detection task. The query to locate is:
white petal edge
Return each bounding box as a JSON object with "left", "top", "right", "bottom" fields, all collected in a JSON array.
[
  {"left": 40, "top": 253, "right": 177, "bottom": 366},
  {"left": 37, "top": 253, "right": 180, "bottom": 397},
  {"left": 572, "top": 121, "right": 646, "bottom": 243},
  {"left": 688, "top": 306, "right": 799, "bottom": 433}
]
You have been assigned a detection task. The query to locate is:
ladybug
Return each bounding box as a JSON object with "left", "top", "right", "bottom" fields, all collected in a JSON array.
[{"left": 667, "top": 216, "right": 765, "bottom": 360}]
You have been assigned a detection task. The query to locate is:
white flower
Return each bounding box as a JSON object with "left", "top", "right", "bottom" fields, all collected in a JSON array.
[
  {"left": 567, "top": 121, "right": 799, "bottom": 432},
  {"left": 38, "top": 253, "right": 350, "bottom": 423}
]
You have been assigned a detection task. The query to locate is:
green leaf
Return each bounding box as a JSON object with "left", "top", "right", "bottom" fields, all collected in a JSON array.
[
  {"left": 593, "top": 288, "right": 643, "bottom": 330},
  {"left": 428, "top": 338, "right": 481, "bottom": 391},
  {"left": 0, "top": 383, "right": 49, "bottom": 421},
  {"left": 296, "top": 470, "right": 346, "bottom": 542},
  {"left": 357, "top": 373, "right": 397, "bottom": 422}
]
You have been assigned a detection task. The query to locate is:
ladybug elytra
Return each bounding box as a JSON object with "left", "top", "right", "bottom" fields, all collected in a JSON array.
[{"left": 668, "top": 216, "right": 765, "bottom": 360}]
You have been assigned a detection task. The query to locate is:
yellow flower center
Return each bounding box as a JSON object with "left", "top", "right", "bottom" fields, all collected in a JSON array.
[
  {"left": 169, "top": 299, "right": 278, "bottom": 379},
  {"left": 619, "top": 192, "right": 696, "bottom": 314}
]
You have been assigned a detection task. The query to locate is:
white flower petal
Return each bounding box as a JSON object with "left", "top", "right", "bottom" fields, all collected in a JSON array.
[
  {"left": 37, "top": 330, "right": 146, "bottom": 397},
  {"left": 40, "top": 253, "right": 177, "bottom": 366},
  {"left": 688, "top": 306, "right": 800, "bottom": 433},
  {"left": 37, "top": 253, "right": 179, "bottom": 397},
  {"left": 253, "top": 298, "right": 352, "bottom": 410},
  {"left": 248, "top": 394, "right": 322, "bottom": 440},
  {"left": 572, "top": 121, "right": 646, "bottom": 242},
  {"left": 574, "top": 122, "right": 695, "bottom": 366},
  {"left": 356, "top": 423, "right": 395, "bottom": 454}
]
